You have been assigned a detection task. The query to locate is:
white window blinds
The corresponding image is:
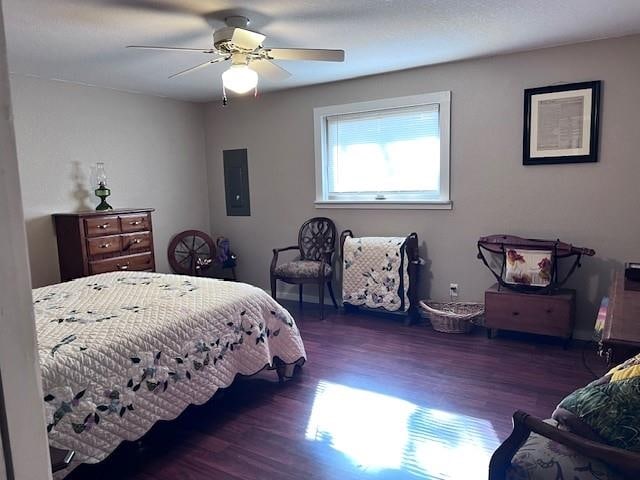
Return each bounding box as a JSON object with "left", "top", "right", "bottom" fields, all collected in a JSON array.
[
  {"left": 314, "top": 91, "right": 451, "bottom": 208},
  {"left": 325, "top": 103, "right": 440, "bottom": 200}
]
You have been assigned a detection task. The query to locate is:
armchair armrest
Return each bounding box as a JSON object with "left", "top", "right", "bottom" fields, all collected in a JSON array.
[
  {"left": 489, "top": 411, "right": 640, "bottom": 480},
  {"left": 271, "top": 245, "right": 300, "bottom": 273},
  {"left": 273, "top": 246, "right": 300, "bottom": 254}
]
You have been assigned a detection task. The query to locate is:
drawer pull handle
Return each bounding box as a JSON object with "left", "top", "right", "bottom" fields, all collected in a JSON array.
[
  {"left": 100, "top": 243, "right": 111, "bottom": 249},
  {"left": 546, "top": 309, "right": 553, "bottom": 314},
  {"left": 98, "top": 223, "right": 110, "bottom": 229},
  {"left": 132, "top": 239, "right": 142, "bottom": 244},
  {"left": 130, "top": 220, "right": 142, "bottom": 226},
  {"left": 117, "top": 263, "right": 130, "bottom": 270},
  {"left": 512, "top": 311, "right": 520, "bottom": 316}
]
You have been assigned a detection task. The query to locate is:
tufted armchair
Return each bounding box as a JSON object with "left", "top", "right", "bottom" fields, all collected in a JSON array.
[{"left": 270, "top": 217, "right": 338, "bottom": 319}]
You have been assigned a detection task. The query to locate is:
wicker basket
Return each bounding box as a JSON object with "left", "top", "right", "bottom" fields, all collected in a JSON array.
[{"left": 419, "top": 301, "right": 485, "bottom": 334}]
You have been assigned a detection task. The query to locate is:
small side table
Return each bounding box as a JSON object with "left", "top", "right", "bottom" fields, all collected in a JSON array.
[{"left": 485, "top": 284, "right": 576, "bottom": 347}]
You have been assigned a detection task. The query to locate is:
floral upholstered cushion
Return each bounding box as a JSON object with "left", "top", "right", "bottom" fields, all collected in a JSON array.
[
  {"left": 507, "top": 420, "right": 622, "bottom": 480},
  {"left": 274, "top": 260, "right": 332, "bottom": 279}
]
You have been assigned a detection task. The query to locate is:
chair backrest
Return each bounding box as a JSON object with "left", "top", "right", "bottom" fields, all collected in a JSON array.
[{"left": 298, "top": 217, "right": 336, "bottom": 261}]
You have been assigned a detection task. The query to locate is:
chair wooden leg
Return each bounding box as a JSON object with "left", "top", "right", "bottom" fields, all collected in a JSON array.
[
  {"left": 327, "top": 281, "right": 338, "bottom": 309},
  {"left": 299, "top": 284, "right": 303, "bottom": 305},
  {"left": 318, "top": 281, "right": 325, "bottom": 320},
  {"left": 270, "top": 276, "right": 277, "bottom": 300}
]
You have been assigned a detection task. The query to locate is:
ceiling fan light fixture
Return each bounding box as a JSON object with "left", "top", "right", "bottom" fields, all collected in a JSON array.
[
  {"left": 221, "top": 64, "right": 258, "bottom": 94},
  {"left": 129, "top": 15, "right": 344, "bottom": 99}
]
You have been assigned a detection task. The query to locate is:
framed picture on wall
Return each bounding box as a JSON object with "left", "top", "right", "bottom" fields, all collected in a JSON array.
[{"left": 523, "top": 80, "right": 601, "bottom": 165}]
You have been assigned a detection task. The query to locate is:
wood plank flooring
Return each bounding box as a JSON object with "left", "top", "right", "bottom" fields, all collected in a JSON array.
[{"left": 68, "top": 301, "right": 605, "bottom": 480}]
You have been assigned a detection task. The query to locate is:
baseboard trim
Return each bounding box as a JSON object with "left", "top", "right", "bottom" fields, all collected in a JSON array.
[
  {"left": 263, "top": 288, "right": 338, "bottom": 306},
  {"left": 266, "top": 288, "right": 597, "bottom": 340}
]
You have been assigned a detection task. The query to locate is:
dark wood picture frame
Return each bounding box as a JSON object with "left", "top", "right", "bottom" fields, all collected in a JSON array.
[{"left": 523, "top": 81, "right": 601, "bottom": 165}]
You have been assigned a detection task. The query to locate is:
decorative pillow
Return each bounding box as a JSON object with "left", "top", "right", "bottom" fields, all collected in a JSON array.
[
  {"left": 503, "top": 248, "right": 553, "bottom": 287},
  {"left": 552, "top": 353, "right": 640, "bottom": 452}
]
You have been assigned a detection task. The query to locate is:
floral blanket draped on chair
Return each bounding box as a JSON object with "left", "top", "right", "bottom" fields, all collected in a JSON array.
[{"left": 342, "top": 236, "right": 410, "bottom": 312}]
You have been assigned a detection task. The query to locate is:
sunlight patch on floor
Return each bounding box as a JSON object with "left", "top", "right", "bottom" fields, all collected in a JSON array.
[{"left": 305, "top": 380, "right": 500, "bottom": 479}]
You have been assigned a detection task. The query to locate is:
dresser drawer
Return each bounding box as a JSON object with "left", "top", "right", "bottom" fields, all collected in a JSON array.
[
  {"left": 485, "top": 291, "right": 573, "bottom": 337},
  {"left": 89, "top": 253, "right": 154, "bottom": 275},
  {"left": 54, "top": 209, "right": 155, "bottom": 281},
  {"left": 85, "top": 216, "right": 120, "bottom": 237},
  {"left": 121, "top": 232, "right": 151, "bottom": 253},
  {"left": 120, "top": 214, "right": 150, "bottom": 233},
  {"left": 87, "top": 235, "right": 122, "bottom": 257}
]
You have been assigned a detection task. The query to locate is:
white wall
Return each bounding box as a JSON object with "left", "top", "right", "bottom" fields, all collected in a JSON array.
[
  {"left": 204, "top": 34, "right": 640, "bottom": 339},
  {"left": 0, "top": 0, "right": 52, "bottom": 477},
  {"left": 9, "top": 75, "right": 211, "bottom": 287}
]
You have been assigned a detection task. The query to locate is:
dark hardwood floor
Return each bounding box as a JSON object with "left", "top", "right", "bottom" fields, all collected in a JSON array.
[{"left": 68, "top": 301, "right": 605, "bottom": 480}]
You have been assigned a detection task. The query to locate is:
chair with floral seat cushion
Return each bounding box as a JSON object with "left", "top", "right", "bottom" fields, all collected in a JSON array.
[
  {"left": 505, "top": 419, "right": 624, "bottom": 480},
  {"left": 270, "top": 217, "right": 338, "bottom": 319},
  {"left": 490, "top": 409, "right": 640, "bottom": 480},
  {"left": 491, "top": 353, "right": 640, "bottom": 479}
]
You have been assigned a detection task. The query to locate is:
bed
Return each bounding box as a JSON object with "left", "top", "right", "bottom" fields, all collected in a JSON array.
[{"left": 33, "top": 271, "right": 307, "bottom": 477}]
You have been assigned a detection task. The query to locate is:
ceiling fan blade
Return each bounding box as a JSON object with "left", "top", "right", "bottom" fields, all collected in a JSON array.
[
  {"left": 168, "top": 57, "right": 227, "bottom": 79},
  {"left": 266, "top": 48, "right": 345, "bottom": 62},
  {"left": 230, "top": 28, "right": 266, "bottom": 51},
  {"left": 249, "top": 59, "right": 291, "bottom": 81},
  {"left": 127, "top": 45, "right": 216, "bottom": 54},
  {"left": 81, "top": 0, "right": 204, "bottom": 16}
]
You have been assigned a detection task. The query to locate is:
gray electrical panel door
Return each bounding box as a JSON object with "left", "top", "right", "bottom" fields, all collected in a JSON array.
[{"left": 223, "top": 149, "right": 251, "bottom": 216}]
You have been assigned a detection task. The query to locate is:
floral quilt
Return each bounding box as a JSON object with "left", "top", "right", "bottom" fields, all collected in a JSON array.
[
  {"left": 33, "top": 272, "right": 306, "bottom": 477},
  {"left": 342, "top": 236, "right": 410, "bottom": 312}
]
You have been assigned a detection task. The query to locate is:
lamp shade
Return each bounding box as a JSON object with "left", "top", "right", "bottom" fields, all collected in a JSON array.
[{"left": 222, "top": 65, "right": 258, "bottom": 94}]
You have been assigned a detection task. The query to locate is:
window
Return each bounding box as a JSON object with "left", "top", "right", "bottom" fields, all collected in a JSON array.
[{"left": 314, "top": 92, "right": 451, "bottom": 209}]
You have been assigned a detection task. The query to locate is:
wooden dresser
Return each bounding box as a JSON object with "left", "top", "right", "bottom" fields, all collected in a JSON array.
[
  {"left": 598, "top": 272, "right": 640, "bottom": 365},
  {"left": 485, "top": 284, "right": 576, "bottom": 347},
  {"left": 53, "top": 208, "right": 155, "bottom": 281}
]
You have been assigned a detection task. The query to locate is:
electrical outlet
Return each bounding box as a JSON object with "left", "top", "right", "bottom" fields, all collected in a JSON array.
[{"left": 449, "top": 283, "right": 459, "bottom": 298}]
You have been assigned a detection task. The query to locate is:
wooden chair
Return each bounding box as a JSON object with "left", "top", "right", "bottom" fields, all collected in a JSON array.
[
  {"left": 489, "top": 411, "right": 640, "bottom": 479},
  {"left": 270, "top": 217, "right": 338, "bottom": 319}
]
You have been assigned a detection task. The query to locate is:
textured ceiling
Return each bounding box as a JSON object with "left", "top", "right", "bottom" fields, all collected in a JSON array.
[{"left": 4, "top": 0, "right": 640, "bottom": 102}]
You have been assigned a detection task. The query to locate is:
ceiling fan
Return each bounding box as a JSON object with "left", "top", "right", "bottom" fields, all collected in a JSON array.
[{"left": 127, "top": 15, "right": 345, "bottom": 101}]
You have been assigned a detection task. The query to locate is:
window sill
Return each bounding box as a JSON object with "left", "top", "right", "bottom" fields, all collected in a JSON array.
[{"left": 314, "top": 200, "right": 453, "bottom": 210}]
